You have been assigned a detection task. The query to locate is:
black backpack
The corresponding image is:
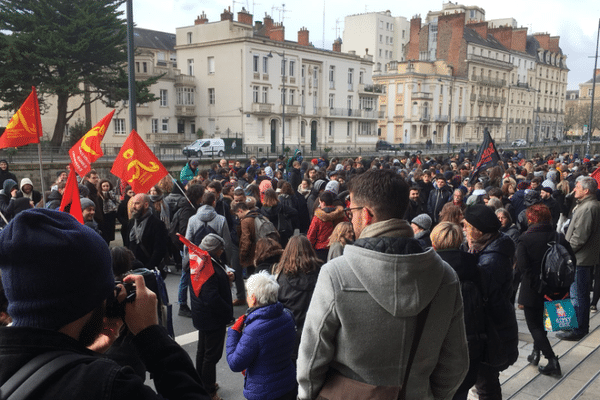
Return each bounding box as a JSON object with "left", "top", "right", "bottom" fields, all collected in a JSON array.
[
  {"left": 192, "top": 222, "right": 219, "bottom": 246},
  {"left": 538, "top": 232, "right": 576, "bottom": 293}
]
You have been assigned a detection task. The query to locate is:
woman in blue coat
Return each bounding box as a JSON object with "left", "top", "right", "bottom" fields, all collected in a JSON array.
[{"left": 226, "top": 271, "right": 297, "bottom": 400}]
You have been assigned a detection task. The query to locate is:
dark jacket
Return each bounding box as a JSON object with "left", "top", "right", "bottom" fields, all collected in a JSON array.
[
  {"left": 277, "top": 270, "right": 319, "bottom": 358},
  {"left": 170, "top": 196, "right": 197, "bottom": 251},
  {"left": 226, "top": 302, "right": 297, "bottom": 400},
  {"left": 517, "top": 223, "right": 574, "bottom": 307},
  {"left": 45, "top": 190, "right": 63, "bottom": 210},
  {"left": 128, "top": 213, "right": 168, "bottom": 270},
  {"left": 427, "top": 185, "right": 452, "bottom": 223},
  {"left": 500, "top": 224, "right": 520, "bottom": 245},
  {"left": 260, "top": 203, "right": 297, "bottom": 247},
  {"left": 0, "top": 164, "right": 17, "bottom": 192},
  {"left": 289, "top": 167, "right": 302, "bottom": 195},
  {"left": 0, "top": 325, "right": 208, "bottom": 400},
  {"left": 190, "top": 257, "right": 233, "bottom": 331},
  {"left": 405, "top": 199, "right": 426, "bottom": 222},
  {"left": 84, "top": 181, "right": 103, "bottom": 224},
  {"left": 475, "top": 233, "right": 519, "bottom": 371}
]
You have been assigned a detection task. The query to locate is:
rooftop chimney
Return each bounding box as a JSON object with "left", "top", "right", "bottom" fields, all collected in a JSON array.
[
  {"left": 195, "top": 11, "right": 208, "bottom": 25},
  {"left": 269, "top": 23, "right": 285, "bottom": 42},
  {"left": 333, "top": 38, "right": 342, "bottom": 52},
  {"left": 221, "top": 7, "right": 233, "bottom": 21},
  {"left": 237, "top": 7, "right": 253, "bottom": 25},
  {"left": 298, "top": 27, "right": 309, "bottom": 46}
]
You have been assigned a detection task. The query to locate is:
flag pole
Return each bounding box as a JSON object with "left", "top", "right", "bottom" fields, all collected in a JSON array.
[
  {"left": 0, "top": 209, "right": 9, "bottom": 225},
  {"left": 37, "top": 142, "right": 46, "bottom": 207},
  {"left": 169, "top": 174, "right": 194, "bottom": 208}
]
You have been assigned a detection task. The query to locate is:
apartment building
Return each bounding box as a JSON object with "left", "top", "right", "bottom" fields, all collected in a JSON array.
[
  {"left": 373, "top": 5, "right": 567, "bottom": 147},
  {"left": 175, "top": 9, "right": 380, "bottom": 154},
  {"left": 342, "top": 11, "right": 410, "bottom": 74}
]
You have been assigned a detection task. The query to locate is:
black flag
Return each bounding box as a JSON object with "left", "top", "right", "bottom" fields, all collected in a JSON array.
[{"left": 469, "top": 128, "right": 500, "bottom": 184}]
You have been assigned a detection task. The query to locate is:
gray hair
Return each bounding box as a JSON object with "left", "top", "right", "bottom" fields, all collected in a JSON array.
[
  {"left": 246, "top": 270, "right": 279, "bottom": 307},
  {"left": 577, "top": 176, "right": 598, "bottom": 194}
]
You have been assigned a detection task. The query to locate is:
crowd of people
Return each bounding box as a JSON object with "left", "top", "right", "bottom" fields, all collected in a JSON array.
[{"left": 1, "top": 146, "right": 600, "bottom": 400}]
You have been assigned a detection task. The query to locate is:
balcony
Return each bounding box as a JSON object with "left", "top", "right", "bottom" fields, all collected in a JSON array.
[
  {"left": 282, "top": 105, "right": 300, "bottom": 114},
  {"left": 470, "top": 93, "right": 477, "bottom": 101},
  {"left": 434, "top": 115, "right": 449, "bottom": 122},
  {"left": 454, "top": 116, "right": 467, "bottom": 123},
  {"left": 412, "top": 92, "right": 433, "bottom": 100},
  {"left": 509, "top": 118, "right": 514, "bottom": 123},
  {"left": 360, "top": 84, "right": 384, "bottom": 94},
  {"left": 420, "top": 115, "right": 431, "bottom": 122},
  {"left": 175, "top": 75, "right": 196, "bottom": 87},
  {"left": 471, "top": 74, "right": 507, "bottom": 88},
  {"left": 329, "top": 108, "right": 362, "bottom": 117},
  {"left": 175, "top": 105, "right": 196, "bottom": 117},
  {"left": 516, "top": 82, "right": 529, "bottom": 89},
  {"left": 476, "top": 116, "right": 502, "bottom": 125},
  {"left": 251, "top": 103, "right": 272, "bottom": 114},
  {"left": 362, "top": 110, "right": 385, "bottom": 119},
  {"left": 137, "top": 105, "right": 153, "bottom": 117}
]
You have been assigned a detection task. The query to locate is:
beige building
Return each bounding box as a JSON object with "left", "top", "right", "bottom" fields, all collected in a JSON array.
[
  {"left": 373, "top": 5, "right": 567, "bottom": 147},
  {"left": 565, "top": 69, "right": 600, "bottom": 137},
  {"left": 175, "top": 9, "right": 381, "bottom": 154},
  {"left": 342, "top": 11, "right": 410, "bottom": 74}
]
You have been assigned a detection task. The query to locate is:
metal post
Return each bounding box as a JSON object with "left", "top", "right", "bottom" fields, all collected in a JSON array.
[
  {"left": 282, "top": 50, "right": 286, "bottom": 155},
  {"left": 448, "top": 78, "right": 453, "bottom": 154},
  {"left": 126, "top": 0, "right": 137, "bottom": 131},
  {"left": 587, "top": 19, "right": 600, "bottom": 156}
]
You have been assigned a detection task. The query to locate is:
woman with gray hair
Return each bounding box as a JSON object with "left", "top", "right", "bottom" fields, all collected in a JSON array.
[{"left": 226, "top": 271, "right": 297, "bottom": 400}]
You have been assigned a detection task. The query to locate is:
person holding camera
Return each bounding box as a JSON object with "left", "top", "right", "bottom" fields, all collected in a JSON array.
[{"left": 0, "top": 209, "right": 210, "bottom": 400}]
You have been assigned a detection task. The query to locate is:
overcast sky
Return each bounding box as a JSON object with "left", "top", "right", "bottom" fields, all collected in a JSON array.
[{"left": 126, "top": 0, "right": 600, "bottom": 90}]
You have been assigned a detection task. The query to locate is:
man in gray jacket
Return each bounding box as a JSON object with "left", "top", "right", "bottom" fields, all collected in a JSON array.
[
  {"left": 558, "top": 176, "right": 600, "bottom": 341},
  {"left": 297, "top": 169, "right": 468, "bottom": 400}
]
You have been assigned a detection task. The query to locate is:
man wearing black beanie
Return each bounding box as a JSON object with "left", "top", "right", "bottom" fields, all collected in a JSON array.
[{"left": 0, "top": 209, "right": 209, "bottom": 400}]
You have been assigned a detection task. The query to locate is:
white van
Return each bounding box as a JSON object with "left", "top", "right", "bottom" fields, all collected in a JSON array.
[{"left": 182, "top": 138, "right": 225, "bottom": 158}]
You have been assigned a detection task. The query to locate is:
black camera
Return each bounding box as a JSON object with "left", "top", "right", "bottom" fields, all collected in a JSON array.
[{"left": 105, "top": 281, "right": 136, "bottom": 319}]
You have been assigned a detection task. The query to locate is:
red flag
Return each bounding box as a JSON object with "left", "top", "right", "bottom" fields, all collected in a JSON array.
[
  {"left": 69, "top": 110, "right": 115, "bottom": 177},
  {"left": 177, "top": 233, "right": 214, "bottom": 296},
  {"left": 591, "top": 167, "right": 600, "bottom": 188},
  {"left": 59, "top": 164, "right": 83, "bottom": 224},
  {"left": 0, "top": 87, "right": 43, "bottom": 149},
  {"left": 110, "top": 130, "right": 168, "bottom": 194}
]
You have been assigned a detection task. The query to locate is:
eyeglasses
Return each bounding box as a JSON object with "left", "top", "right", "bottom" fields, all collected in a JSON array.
[{"left": 344, "top": 207, "right": 363, "bottom": 220}]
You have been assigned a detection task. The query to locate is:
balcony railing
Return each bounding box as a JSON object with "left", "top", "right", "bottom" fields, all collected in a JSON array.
[
  {"left": 251, "top": 103, "right": 272, "bottom": 113},
  {"left": 471, "top": 74, "right": 507, "bottom": 88},
  {"left": 476, "top": 116, "right": 502, "bottom": 124},
  {"left": 175, "top": 75, "right": 196, "bottom": 87},
  {"left": 434, "top": 115, "right": 449, "bottom": 122},
  {"left": 412, "top": 92, "right": 433, "bottom": 100},
  {"left": 454, "top": 116, "right": 467, "bottom": 123},
  {"left": 174, "top": 105, "right": 196, "bottom": 117}
]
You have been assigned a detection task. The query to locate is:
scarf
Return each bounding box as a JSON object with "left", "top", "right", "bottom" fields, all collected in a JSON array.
[
  {"left": 358, "top": 218, "right": 414, "bottom": 240},
  {"left": 130, "top": 210, "right": 151, "bottom": 244}
]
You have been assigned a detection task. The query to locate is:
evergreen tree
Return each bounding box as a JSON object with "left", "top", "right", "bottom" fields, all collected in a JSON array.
[{"left": 0, "top": 0, "right": 159, "bottom": 146}]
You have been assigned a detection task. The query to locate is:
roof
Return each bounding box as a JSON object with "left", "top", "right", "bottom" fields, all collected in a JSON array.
[
  {"left": 526, "top": 35, "right": 566, "bottom": 69},
  {"left": 463, "top": 27, "right": 508, "bottom": 52},
  {"left": 133, "top": 28, "right": 176, "bottom": 51}
]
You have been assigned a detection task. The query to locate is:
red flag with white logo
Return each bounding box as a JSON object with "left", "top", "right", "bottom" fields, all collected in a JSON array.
[
  {"left": 110, "top": 130, "right": 168, "bottom": 194},
  {"left": 177, "top": 233, "right": 215, "bottom": 296},
  {"left": 69, "top": 110, "right": 115, "bottom": 177}
]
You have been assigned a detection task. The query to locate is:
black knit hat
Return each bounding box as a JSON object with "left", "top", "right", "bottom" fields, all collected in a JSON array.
[
  {"left": 464, "top": 204, "right": 501, "bottom": 234},
  {"left": 0, "top": 209, "right": 114, "bottom": 330}
]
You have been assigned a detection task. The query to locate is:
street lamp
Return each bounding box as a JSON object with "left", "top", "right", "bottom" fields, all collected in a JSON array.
[{"left": 268, "top": 50, "right": 286, "bottom": 155}]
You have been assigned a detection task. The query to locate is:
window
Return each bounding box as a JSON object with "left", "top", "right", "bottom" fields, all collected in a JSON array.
[
  {"left": 329, "top": 66, "right": 335, "bottom": 88},
  {"left": 289, "top": 60, "right": 295, "bottom": 77},
  {"left": 114, "top": 119, "right": 125, "bottom": 135},
  {"left": 359, "top": 70, "right": 364, "bottom": 84},
  {"left": 187, "top": 59, "right": 194, "bottom": 76},
  {"left": 347, "top": 95, "right": 353, "bottom": 110},
  {"left": 253, "top": 55, "right": 259, "bottom": 72},
  {"left": 386, "top": 36, "right": 389, "bottom": 45},
  {"left": 135, "top": 62, "right": 140, "bottom": 73},
  {"left": 379, "top": 35, "right": 383, "bottom": 43},
  {"left": 208, "top": 88, "right": 215, "bottom": 105},
  {"left": 289, "top": 89, "right": 295, "bottom": 105},
  {"left": 177, "top": 119, "right": 185, "bottom": 134},
  {"left": 262, "top": 87, "right": 268, "bottom": 103},
  {"left": 347, "top": 121, "right": 352, "bottom": 137},
  {"left": 161, "top": 118, "right": 169, "bottom": 133},
  {"left": 207, "top": 57, "right": 215, "bottom": 74},
  {"left": 402, "top": 30, "right": 405, "bottom": 39},
  {"left": 389, "top": 51, "right": 393, "bottom": 59},
  {"left": 348, "top": 69, "right": 353, "bottom": 90},
  {"left": 589, "top": 89, "right": 593, "bottom": 97},
  {"left": 281, "top": 60, "right": 286, "bottom": 76},
  {"left": 390, "top": 37, "right": 393, "bottom": 44},
  {"left": 379, "top": 20, "right": 383, "bottom": 29},
  {"left": 253, "top": 86, "right": 259, "bottom": 103},
  {"left": 160, "top": 89, "right": 168, "bottom": 107},
  {"left": 313, "top": 68, "right": 318, "bottom": 87},
  {"left": 263, "top": 56, "right": 268, "bottom": 73},
  {"left": 142, "top": 62, "right": 147, "bottom": 73},
  {"left": 187, "top": 32, "right": 192, "bottom": 44},
  {"left": 329, "top": 93, "right": 335, "bottom": 109},
  {"left": 151, "top": 119, "right": 158, "bottom": 133},
  {"left": 176, "top": 87, "right": 195, "bottom": 105},
  {"left": 328, "top": 121, "right": 334, "bottom": 137}
]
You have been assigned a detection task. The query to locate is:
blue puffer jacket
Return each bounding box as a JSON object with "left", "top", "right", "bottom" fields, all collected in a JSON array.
[{"left": 226, "top": 302, "right": 296, "bottom": 400}]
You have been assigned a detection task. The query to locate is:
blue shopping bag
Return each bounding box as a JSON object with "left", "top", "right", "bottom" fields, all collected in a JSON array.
[{"left": 544, "top": 299, "right": 578, "bottom": 332}]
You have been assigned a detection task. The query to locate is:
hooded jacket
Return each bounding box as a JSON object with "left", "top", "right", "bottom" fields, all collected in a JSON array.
[
  {"left": 297, "top": 219, "right": 468, "bottom": 400},
  {"left": 0, "top": 160, "right": 17, "bottom": 191},
  {"left": 186, "top": 205, "right": 232, "bottom": 264},
  {"left": 17, "top": 178, "right": 42, "bottom": 206}
]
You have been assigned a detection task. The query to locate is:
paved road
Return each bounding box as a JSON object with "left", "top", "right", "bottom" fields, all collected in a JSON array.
[{"left": 163, "top": 269, "right": 247, "bottom": 399}]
